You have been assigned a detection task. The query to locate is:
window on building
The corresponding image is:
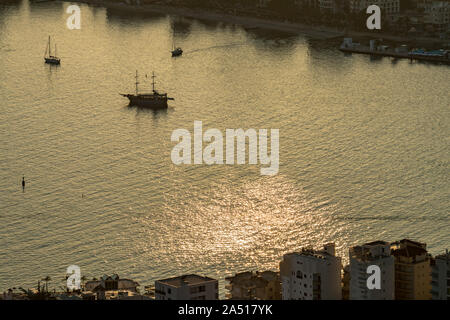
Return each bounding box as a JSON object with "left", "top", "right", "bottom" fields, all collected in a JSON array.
[{"left": 190, "top": 287, "right": 198, "bottom": 294}]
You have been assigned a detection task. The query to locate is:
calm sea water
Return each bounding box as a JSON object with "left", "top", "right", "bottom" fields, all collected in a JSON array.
[{"left": 0, "top": 1, "right": 449, "bottom": 295}]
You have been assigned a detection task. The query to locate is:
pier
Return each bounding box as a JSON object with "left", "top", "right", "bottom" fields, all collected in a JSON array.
[{"left": 339, "top": 38, "right": 450, "bottom": 64}]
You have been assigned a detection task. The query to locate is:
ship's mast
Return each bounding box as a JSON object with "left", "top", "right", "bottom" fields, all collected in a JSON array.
[
  {"left": 135, "top": 70, "right": 139, "bottom": 95},
  {"left": 48, "top": 36, "right": 51, "bottom": 57},
  {"left": 152, "top": 72, "right": 156, "bottom": 92}
]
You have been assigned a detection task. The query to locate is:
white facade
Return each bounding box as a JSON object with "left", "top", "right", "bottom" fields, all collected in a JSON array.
[
  {"left": 155, "top": 274, "right": 218, "bottom": 300},
  {"left": 84, "top": 274, "right": 139, "bottom": 293},
  {"left": 280, "top": 243, "right": 342, "bottom": 300},
  {"left": 431, "top": 250, "right": 450, "bottom": 300},
  {"left": 349, "top": 241, "right": 395, "bottom": 300}
]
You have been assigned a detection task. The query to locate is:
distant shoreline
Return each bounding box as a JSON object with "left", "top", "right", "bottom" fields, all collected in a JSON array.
[{"left": 62, "top": 1, "right": 448, "bottom": 46}]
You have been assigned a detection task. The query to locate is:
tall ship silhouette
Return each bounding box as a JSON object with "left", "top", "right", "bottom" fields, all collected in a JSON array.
[{"left": 121, "top": 71, "right": 173, "bottom": 109}]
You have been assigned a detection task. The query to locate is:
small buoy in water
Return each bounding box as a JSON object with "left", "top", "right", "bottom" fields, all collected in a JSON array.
[{"left": 22, "top": 176, "right": 25, "bottom": 191}]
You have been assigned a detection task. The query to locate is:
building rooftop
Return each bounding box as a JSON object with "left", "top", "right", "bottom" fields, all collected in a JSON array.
[
  {"left": 284, "top": 243, "right": 337, "bottom": 260},
  {"left": 225, "top": 271, "right": 279, "bottom": 285},
  {"left": 391, "top": 246, "right": 428, "bottom": 258},
  {"left": 391, "top": 239, "right": 427, "bottom": 249},
  {"left": 349, "top": 241, "right": 392, "bottom": 261},
  {"left": 435, "top": 250, "right": 450, "bottom": 261},
  {"left": 364, "top": 240, "right": 390, "bottom": 246},
  {"left": 157, "top": 274, "right": 217, "bottom": 287}
]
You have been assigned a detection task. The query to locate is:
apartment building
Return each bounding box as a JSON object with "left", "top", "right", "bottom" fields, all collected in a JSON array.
[
  {"left": 295, "top": 0, "right": 338, "bottom": 13},
  {"left": 155, "top": 274, "right": 218, "bottom": 300},
  {"left": 84, "top": 274, "right": 140, "bottom": 293},
  {"left": 418, "top": 0, "right": 450, "bottom": 32},
  {"left": 391, "top": 239, "right": 432, "bottom": 300},
  {"left": 348, "top": 0, "right": 400, "bottom": 14},
  {"left": 349, "top": 241, "right": 395, "bottom": 300},
  {"left": 431, "top": 249, "right": 450, "bottom": 300},
  {"left": 280, "top": 243, "right": 342, "bottom": 300},
  {"left": 225, "top": 271, "right": 281, "bottom": 300}
]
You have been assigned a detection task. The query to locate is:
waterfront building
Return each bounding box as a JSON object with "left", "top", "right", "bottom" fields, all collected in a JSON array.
[
  {"left": 155, "top": 274, "right": 219, "bottom": 300},
  {"left": 319, "top": 0, "right": 338, "bottom": 13},
  {"left": 431, "top": 249, "right": 450, "bottom": 300},
  {"left": 349, "top": 241, "right": 395, "bottom": 300},
  {"left": 342, "top": 265, "right": 350, "bottom": 300},
  {"left": 1, "top": 289, "right": 28, "bottom": 300},
  {"left": 225, "top": 271, "right": 281, "bottom": 300},
  {"left": 391, "top": 239, "right": 432, "bottom": 300},
  {"left": 84, "top": 274, "right": 139, "bottom": 293},
  {"left": 295, "top": 0, "right": 338, "bottom": 13},
  {"left": 93, "top": 289, "right": 151, "bottom": 300},
  {"left": 348, "top": 0, "right": 400, "bottom": 14},
  {"left": 258, "top": 0, "right": 271, "bottom": 8},
  {"left": 418, "top": 0, "right": 450, "bottom": 33},
  {"left": 279, "top": 243, "right": 342, "bottom": 300}
]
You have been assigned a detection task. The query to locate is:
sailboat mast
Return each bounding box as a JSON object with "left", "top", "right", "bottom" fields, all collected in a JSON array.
[
  {"left": 135, "top": 70, "right": 139, "bottom": 95},
  {"left": 48, "top": 36, "right": 51, "bottom": 56},
  {"left": 44, "top": 38, "right": 48, "bottom": 58}
]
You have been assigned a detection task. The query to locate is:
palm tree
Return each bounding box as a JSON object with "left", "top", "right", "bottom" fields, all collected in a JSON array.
[{"left": 42, "top": 276, "right": 51, "bottom": 293}]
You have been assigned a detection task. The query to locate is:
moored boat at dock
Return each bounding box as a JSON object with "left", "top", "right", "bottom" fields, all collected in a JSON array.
[{"left": 339, "top": 38, "right": 450, "bottom": 64}]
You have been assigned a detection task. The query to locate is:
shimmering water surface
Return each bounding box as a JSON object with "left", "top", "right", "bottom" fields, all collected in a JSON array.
[{"left": 0, "top": 1, "right": 449, "bottom": 294}]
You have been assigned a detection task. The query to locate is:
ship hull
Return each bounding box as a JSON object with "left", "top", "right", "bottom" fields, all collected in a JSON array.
[
  {"left": 122, "top": 94, "right": 168, "bottom": 109},
  {"left": 171, "top": 49, "right": 183, "bottom": 57},
  {"left": 45, "top": 57, "right": 60, "bottom": 65}
]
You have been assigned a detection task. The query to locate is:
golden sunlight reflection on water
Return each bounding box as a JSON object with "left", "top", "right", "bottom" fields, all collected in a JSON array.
[{"left": 131, "top": 174, "right": 349, "bottom": 286}]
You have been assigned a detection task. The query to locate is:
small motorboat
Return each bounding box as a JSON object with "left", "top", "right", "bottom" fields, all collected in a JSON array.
[
  {"left": 171, "top": 47, "right": 183, "bottom": 57},
  {"left": 171, "top": 41, "right": 183, "bottom": 57}
]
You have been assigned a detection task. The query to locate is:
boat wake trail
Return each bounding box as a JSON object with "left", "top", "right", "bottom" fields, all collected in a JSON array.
[{"left": 185, "top": 42, "right": 246, "bottom": 55}]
